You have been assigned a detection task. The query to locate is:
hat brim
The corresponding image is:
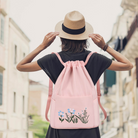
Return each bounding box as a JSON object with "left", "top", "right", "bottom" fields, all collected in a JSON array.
[{"left": 55, "top": 20, "right": 94, "bottom": 40}]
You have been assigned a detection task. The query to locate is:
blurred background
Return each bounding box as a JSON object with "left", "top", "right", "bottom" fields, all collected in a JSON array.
[{"left": 0, "top": 0, "right": 138, "bottom": 138}]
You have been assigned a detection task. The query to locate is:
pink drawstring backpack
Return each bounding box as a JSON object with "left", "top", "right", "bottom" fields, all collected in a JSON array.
[{"left": 45, "top": 51, "right": 107, "bottom": 129}]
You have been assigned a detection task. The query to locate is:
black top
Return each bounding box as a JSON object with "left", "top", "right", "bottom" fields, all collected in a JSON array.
[{"left": 37, "top": 49, "right": 112, "bottom": 138}]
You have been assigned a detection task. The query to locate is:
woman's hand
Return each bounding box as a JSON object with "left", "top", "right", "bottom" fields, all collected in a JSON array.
[
  {"left": 89, "top": 33, "right": 133, "bottom": 71},
  {"left": 40, "top": 32, "right": 59, "bottom": 50},
  {"left": 89, "top": 33, "right": 106, "bottom": 49}
]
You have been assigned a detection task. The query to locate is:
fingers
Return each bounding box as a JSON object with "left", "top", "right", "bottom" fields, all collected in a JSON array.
[
  {"left": 41, "top": 32, "right": 59, "bottom": 48},
  {"left": 48, "top": 32, "right": 59, "bottom": 42},
  {"left": 89, "top": 33, "right": 105, "bottom": 49},
  {"left": 89, "top": 33, "right": 101, "bottom": 39},
  {"left": 47, "top": 32, "right": 59, "bottom": 38},
  {"left": 89, "top": 34, "right": 100, "bottom": 44},
  {"left": 95, "top": 34, "right": 102, "bottom": 38},
  {"left": 46, "top": 32, "right": 59, "bottom": 41},
  {"left": 93, "top": 35, "right": 101, "bottom": 41},
  {"left": 50, "top": 32, "right": 59, "bottom": 38}
]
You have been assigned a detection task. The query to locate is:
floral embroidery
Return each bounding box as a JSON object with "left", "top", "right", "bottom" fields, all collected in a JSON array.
[
  {"left": 58, "top": 110, "right": 64, "bottom": 122},
  {"left": 58, "top": 107, "right": 89, "bottom": 124}
]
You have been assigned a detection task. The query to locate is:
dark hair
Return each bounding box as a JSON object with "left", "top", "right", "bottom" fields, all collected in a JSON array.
[{"left": 60, "top": 38, "right": 89, "bottom": 53}]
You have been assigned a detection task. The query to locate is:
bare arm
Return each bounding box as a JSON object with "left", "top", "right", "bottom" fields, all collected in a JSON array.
[
  {"left": 89, "top": 34, "right": 133, "bottom": 71},
  {"left": 16, "top": 32, "right": 59, "bottom": 72},
  {"left": 16, "top": 45, "right": 43, "bottom": 72},
  {"left": 106, "top": 46, "right": 133, "bottom": 71}
]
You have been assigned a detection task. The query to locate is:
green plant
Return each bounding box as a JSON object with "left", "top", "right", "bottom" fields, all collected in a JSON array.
[{"left": 29, "top": 115, "right": 49, "bottom": 138}]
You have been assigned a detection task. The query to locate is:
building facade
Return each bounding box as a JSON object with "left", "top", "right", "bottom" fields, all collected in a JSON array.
[
  {"left": 101, "top": 1, "right": 138, "bottom": 137},
  {"left": 7, "top": 17, "right": 30, "bottom": 138},
  {"left": 0, "top": 0, "right": 31, "bottom": 137},
  {"left": 0, "top": 0, "right": 10, "bottom": 137}
]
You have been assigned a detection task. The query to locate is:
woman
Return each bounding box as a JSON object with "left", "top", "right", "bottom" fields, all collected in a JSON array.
[{"left": 16, "top": 11, "right": 133, "bottom": 138}]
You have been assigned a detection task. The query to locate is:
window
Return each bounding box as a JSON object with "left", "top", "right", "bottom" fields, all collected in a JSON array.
[
  {"left": 0, "top": 14, "right": 5, "bottom": 44},
  {"left": 129, "top": 70, "right": 131, "bottom": 76},
  {"left": 23, "top": 52, "right": 25, "bottom": 58},
  {"left": 14, "top": 45, "right": 17, "bottom": 64},
  {"left": 13, "top": 92, "right": 16, "bottom": 112},
  {"left": 0, "top": 72, "right": 3, "bottom": 105},
  {"left": 22, "top": 95, "right": 25, "bottom": 114},
  {"left": 104, "top": 70, "right": 116, "bottom": 87},
  {"left": 123, "top": 78, "right": 126, "bottom": 96},
  {"left": 26, "top": 132, "right": 28, "bottom": 138}
]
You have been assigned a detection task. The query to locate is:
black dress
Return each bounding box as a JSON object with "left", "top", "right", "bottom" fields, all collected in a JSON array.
[{"left": 37, "top": 49, "right": 112, "bottom": 138}]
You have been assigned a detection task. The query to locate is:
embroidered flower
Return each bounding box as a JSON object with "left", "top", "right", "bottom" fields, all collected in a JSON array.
[
  {"left": 58, "top": 110, "right": 62, "bottom": 116},
  {"left": 62, "top": 112, "right": 64, "bottom": 117},
  {"left": 67, "top": 108, "right": 70, "bottom": 113},
  {"left": 58, "top": 110, "right": 64, "bottom": 117},
  {"left": 58, "top": 108, "right": 89, "bottom": 124},
  {"left": 68, "top": 108, "right": 75, "bottom": 114},
  {"left": 72, "top": 109, "right": 75, "bottom": 114}
]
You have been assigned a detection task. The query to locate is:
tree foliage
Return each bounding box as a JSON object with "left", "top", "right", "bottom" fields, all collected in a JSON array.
[{"left": 29, "top": 115, "right": 49, "bottom": 138}]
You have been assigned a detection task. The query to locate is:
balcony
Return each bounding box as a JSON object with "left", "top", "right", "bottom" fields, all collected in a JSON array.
[
  {"left": 122, "top": 14, "right": 138, "bottom": 62},
  {"left": 0, "top": 0, "right": 7, "bottom": 16},
  {"left": 127, "top": 14, "right": 138, "bottom": 42}
]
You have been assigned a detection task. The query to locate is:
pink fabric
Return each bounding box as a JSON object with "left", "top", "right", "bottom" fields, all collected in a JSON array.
[
  {"left": 98, "top": 96, "right": 107, "bottom": 123},
  {"left": 84, "top": 52, "right": 94, "bottom": 65},
  {"left": 45, "top": 52, "right": 107, "bottom": 129},
  {"left": 52, "top": 52, "right": 65, "bottom": 66},
  {"left": 45, "top": 79, "right": 53, "bottom": 122}
]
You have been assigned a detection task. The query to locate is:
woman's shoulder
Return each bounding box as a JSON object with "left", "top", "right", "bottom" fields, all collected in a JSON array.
[
  {"left": 46, "top": 50, "right": 106, "bottom": 60},
  {"left": 43, "top": 50, "right": 106, "bottom": 63},
  {"left": 37, "top": 52, "right": 59, "bottom": 64},
  {"left": 57, "top": 49, "right": 97, "bottom": 56}
]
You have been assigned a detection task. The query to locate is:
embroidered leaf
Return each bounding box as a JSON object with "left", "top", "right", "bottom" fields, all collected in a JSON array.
[
  {"left": 59, "top": 118, "right": 61, "bottom": 121},
  {"left": 76, "top": 118, "right": 78, "bottom": 123},
  {"left": 65, "top": 113, "right": 71, "bottom": 122},
  {"left": 61, "top": 118, "right": 64, "bottom": 122},
  {"left": 71, "top": 115, "right": 75, "bottom": 123}
]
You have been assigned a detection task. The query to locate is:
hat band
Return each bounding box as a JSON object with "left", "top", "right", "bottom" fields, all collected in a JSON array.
[{"left": 62, "top": 23, "right": 85, "bottom": 35}]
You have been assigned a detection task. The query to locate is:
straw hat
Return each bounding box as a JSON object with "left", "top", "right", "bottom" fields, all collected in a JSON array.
[{"left": 55, "top": 11, "right": 94, "bottom": 40}]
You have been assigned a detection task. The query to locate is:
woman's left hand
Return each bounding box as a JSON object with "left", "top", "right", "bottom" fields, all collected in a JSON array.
[
  {"left": 40, "top": 32, "right": 59, "bottom": 50},
  {"left": 89, "top": 33, "right": 105, "bottom": 50}
]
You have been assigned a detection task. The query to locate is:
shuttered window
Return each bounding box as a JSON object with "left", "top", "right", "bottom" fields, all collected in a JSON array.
[
  {"left": 22, "top": 95, "right": 25, "bottom": 114},
  {"left": 0, "top": 14, "right": 5, "bottom": 44},
  {"left": 14, "top": 45, "right": 17, "bottom": 64},
  {"left": 104, "top": 70, "right": 116, "bottom": 87},
  {"left": 0, "top": 72, "right": 3, "bottom": 105},
  {"left": 13, "top": 92, "right": 16, "bottom": 112},
  {"left": 23, "top": 52, "right": 25, "bottom": 58}
]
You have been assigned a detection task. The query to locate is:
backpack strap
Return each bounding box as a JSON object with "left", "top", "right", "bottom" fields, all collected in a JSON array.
[
  {"left": 85, "top": 52, "right": 107, "bottom": 123},
  {"left": 45, "top": 79, "right": 53, "bottom": 122},
  {"left": 84, "top": 51, "right": 95, "bottom": 65},
  {"left": 97, "top": 79, "right": 107, "bottom": 123},
  {"left": 45, "top": 52, "right": 65, "bottom": 122},
  {"left": 52, "top": 52, "right": 65, "bottom": 66}
]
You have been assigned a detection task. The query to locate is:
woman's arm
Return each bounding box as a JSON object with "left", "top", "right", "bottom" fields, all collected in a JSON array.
[
  {"left": 16, "top": 32, "right": 59, "bottom": 72},
  {"left": 89, "top": 33, "right": 133, "bottom": 71},
  {"left": 16, "top": 45, "right": 43, "bottom": 72},
  {"left": 106, "top": 46, "right": 133, "bottom": 71}
]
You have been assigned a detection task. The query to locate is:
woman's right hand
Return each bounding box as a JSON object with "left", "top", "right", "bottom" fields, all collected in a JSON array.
[
  {"left": 40, "top": 32, "right": 59, "bottom": 50},
  {"left": 89, "top": 33, "right": 106, "bottom": 49}
]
